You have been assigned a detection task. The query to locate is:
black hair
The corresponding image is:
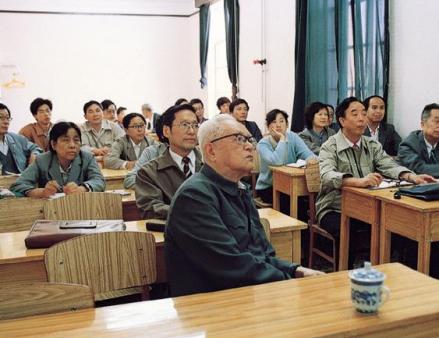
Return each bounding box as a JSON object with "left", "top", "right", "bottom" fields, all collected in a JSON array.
[
  {"left": 335, "top": 97, "right": 364, "bottom": 128},
  {"left": 363, "top": 95, "right": 385, "bottom": 111},
  {"left": 162, "top": 104, "right": 196, "bottom": 129},
  {"left": 175, "top": 98, "right": 188, "bottom": 105},
  {"left": 189, "top": 98, "right": 204, "bottom": 107},
  {"left": 229, "top": 98, "right": 249, "bottom": 113},
  {"left": 83, "top": 100, "right": 102, "bottom": 114},
  {"left": 155, "top": 113, "right": 167, "bottom": 144},
  {"left": 421, "top": 103, "right": 439, "bottom": 121},
  {"left": 304, "top": 102, "right": 328, "bottom": 130},
  {"left": 216, "top": 97, "right": 231, "bottom": 109},
  {"left": 122, "top": 112, "right": 146, "bottom": 129},
  {"left": 116, "top": 107, "right": 126, "bottom": 116},
  {"left": 49, "top": 121, "right": 82, "bottom": 153},
  {"left": 0, "top": 103, "right": 11, "bottom": 117},
  {"left": 326, "top": 104, "right": 335, "bottom": 112},
  {"left": 30, "top": 98, "right": 53, "bottom": 116},
  {"left": 266, "top": 109, "right": 289, "bottom": 126},
  {"left": 101, "top": 99, "right": 116, "bottom": 111}
]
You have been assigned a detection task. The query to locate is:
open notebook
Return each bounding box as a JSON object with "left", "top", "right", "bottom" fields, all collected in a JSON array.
[{"left": 369, "top": 180, "right": 412, "bottom": 190}]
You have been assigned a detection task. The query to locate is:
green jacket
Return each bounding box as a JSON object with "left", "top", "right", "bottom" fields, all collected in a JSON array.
[
  {"left": 316, "top": 130, "right": 409, "bottom": 222},
  {"left": 165, "top": 165, "right": 299, "bottom": 297}
]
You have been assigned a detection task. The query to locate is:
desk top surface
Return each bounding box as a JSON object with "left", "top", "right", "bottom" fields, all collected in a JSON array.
[
  {"left": 258, "top": 208, "right": 307, "bottom": 231},
  {"left": 100, "top": 168, "right": 129, "bottom": 179},
  {"left": 342, "top": 186, "right": 397, "bottom": 198},
  {"left": 376, "top": 188, "right": 439, "bottom": 211},
  {"left": 1, "top": 263, "right": 438, "bottom": 337},
  {"left": 269, "top": 166, "right": 305, "bottom": 176},
  {"left": 0, "top": 220, "right": 164, "bottom": 265}
]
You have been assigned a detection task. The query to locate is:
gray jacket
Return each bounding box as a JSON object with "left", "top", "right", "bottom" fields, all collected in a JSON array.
[
  {"left": 316, "top": 131, "right": 409, "bottom": 222},
  {"left": 298, "top": 127, "right": 336, "bottom": 155},
  {"left": 80, "top": 120, "right": 125, "bottom": 152},
  {"left": 135, "top": 148, "right": 203, "bottom": 219},
  {"left": 398, "top": 130, "right": 439, "bottom": 178},
  {"left": 11, "top": 150, "right": 105, "bottom": 196},
  {"left": 1, "top": 133, "right": 42, "bottom": 173},
  {"left": 104, "top": 135, "right": 155, "bottom": 169}
]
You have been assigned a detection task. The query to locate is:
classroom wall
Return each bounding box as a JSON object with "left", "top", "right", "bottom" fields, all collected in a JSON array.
[
  {"left": 0, "top": 10, "right": 201, "bottom": 132},
  {"left": 388, "top": 0, "right": 439, "bottom": 138}
]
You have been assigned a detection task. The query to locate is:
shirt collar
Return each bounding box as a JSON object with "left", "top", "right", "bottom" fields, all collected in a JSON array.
[
  {"left": 169, "top": 148, "right": 195, "bottom": 166},
  {"left": 340, "top": 130, "right": 361, "bottom": 148},
  {"left": 34, "top": 122, "right": 52, "bottom": 136},
  {"left": 424, "top": 136, "right": 437, "bottom": 154},
  {"left": 201, "top": 164, "right": 248, "bottom": 197},
  {"left": 83, "top": 119, "right": 112, "bottom": 132}
]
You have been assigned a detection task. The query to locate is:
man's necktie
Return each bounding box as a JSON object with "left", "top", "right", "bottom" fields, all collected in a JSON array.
[
  {"left": 147, "top": 121, "right": 151, "bottom": 130},
  {"left": 182, "top": 157, "right": 192, "bottom": 178},
  {"left": 430, "top": 147, "right": 437, "bottom": 163}
]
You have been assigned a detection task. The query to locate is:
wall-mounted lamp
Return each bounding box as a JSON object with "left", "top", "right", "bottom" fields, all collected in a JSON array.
[{"left": 0, "top": 64, "right": 25, "bottom": 89}]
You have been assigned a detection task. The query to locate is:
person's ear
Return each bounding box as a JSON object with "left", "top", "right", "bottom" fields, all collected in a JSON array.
[
  {"left": 163, "top": 125, "right": 171, "bottom": 138},
  {"left": 204, "top": 143, "right": 216, "bottom": 162}
]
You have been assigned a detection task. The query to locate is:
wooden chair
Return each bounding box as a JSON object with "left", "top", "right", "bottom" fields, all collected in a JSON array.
[
  {"left": 260, "top": 217, "right": 271, "bottom": 242},
  {"left": 0, "top": 282, "right": 94, "bottom": 320},
  {"left": 305, "top": 159, "right": 338, "bottom": 272},
  {"left": 45, "top": 231, "right": 157, "bottom": 301},
  {"left": 43, "top": 192, "right": 122, "bottom": 220},
  {"left": 0, "top": 197, "right": 45, "bottom": 233}
]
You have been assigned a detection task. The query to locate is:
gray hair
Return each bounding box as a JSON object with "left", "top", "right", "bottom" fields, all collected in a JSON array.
[
  {"left": 197, "top": 114, "right": 238, "bottom": 157},
  {"left": 421, "top": 103, "right": 439, "bottom": 121},
  {"left": 141, "top": 103, "right": 152, "bottom": 111}
]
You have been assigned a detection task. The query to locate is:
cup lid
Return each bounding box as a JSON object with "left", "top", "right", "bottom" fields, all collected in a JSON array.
[{"left": 349, "top": 262, "right": 386, "bottom": 283}]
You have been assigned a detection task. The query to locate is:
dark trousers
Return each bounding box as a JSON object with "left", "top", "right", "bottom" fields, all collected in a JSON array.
[{"left": 320, "top": 211, "right": 370, "bottom": 268}]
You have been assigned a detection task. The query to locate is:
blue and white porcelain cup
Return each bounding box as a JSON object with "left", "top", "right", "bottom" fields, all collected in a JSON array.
[{"left": 349, "top": 262, "right": 390, "bottom": 313}]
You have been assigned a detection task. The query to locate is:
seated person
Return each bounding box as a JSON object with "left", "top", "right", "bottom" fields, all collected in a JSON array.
[
  {"left": 190, "top": 98, "right": 208, "bottom": 124},
  {"left": 123, "top": 112, "right": 168, "bottom": 189},
  {"left": 230, "top": 98, "right": 263, "bottom": 142},
  {"left": 116, "top": 106, "right": 126, "bottom": 129},
  {"left": 165, "top": 114, "right": 323, "bottom": 297},
  {"left": 363, "top": 95, "right": 401, "bottom": 156},
  {"left": 104, "top": 113, "right": 155, "bottom": 170},
  {"left": 135, "top": 104, "right": 202, "bottom": 219},
  {"left": 80, "top": 100, "right": 125, "bottom": 158},
  {"left": 0, "top": 103, "right": 42, "bottom": 175},
  {"left": 11, "top": 121, "right": 105, "bottom": 197},
  {"left": 317, "top": 97, "right": 433, "bottom": 255},
  {"left": 256, "top": 109, "right": 315, "bottom": 204},
  {"left": 327, "top": 104, "right": 339, "bottom": 131},
  {"left": 19, "top": 97, "right": 53, "bottom": 151},
  {"left": 101, "top": 99, "right": 117, "bottom": 123},
  {"left": 216, "top": 96, "right": 231, "bottom": 114},
  {"left": 398, "top": 103, "right": 439, "bottom": 177},
  {"left": 299, "top": 102, "right": 336, "bottom": 155},
  {"left": 141, "top": 103, "right": 161, "bottom": 133}
]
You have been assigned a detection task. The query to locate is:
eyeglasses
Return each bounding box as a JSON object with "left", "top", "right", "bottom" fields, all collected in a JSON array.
[
  {"left": 210, "top": 133, "right": 257, "bottom": 147},
  {"left": 128, "top": 124, "right": 146, "bottom": 130},
  {"left": 0, "top": 116, "right": 12, "bottom": 122},
  {"left": 174, "top": 122, "right": 199, "bottom": 132}
]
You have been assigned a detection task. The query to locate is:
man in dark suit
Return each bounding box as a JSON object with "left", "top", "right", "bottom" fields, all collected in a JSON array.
[
  {"left": 363, "top": 95, "right": 401, "bottom": 156},
  {"left": 398, "top": 103, "right": 439, "bottom": 178},
  {"left": 141, "top": 103, "right": 161, "bottom": 133},
  {"left": 229, "top": 98, "right": 263, "bottom": 142}
]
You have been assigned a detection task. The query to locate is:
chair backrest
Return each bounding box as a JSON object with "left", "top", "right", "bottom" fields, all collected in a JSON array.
[
  {"left": 45, "top": 231, "right": 157, "bottom": 301},
  {"left": 260, "top": 217, "right": 271, "bottom": 242},
  {"left": 252, "top": 150, "right": 261, "bottom": 173},
  {"left": 43, "top": 192, "right": 122, "bottom": 220},
  {"left": 0, "top": 282, "right": 94, "bottom": 320},
  {"left": 0, "top": 197, "right": 45, "bottom": 232},
  {"left": 304, "top": 159, "right": 321, "bottom": 224}
]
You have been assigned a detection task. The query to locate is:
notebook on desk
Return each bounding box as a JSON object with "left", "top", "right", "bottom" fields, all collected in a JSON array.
[
  {"left": 25, "top": 219, "right": 126, "bottom": 249},
  {"left": 369, "top": 179, "right": 412, "bottom": 190}
]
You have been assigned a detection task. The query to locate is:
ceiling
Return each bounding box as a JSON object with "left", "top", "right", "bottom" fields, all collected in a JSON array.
[{"left": 0, "top": 0, "right": 198, "bottom": 16}]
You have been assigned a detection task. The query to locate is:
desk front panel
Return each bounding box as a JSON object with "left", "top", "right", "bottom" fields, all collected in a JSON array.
[{"left": 342, "top": 189, "right": 377, "bottom": 223}]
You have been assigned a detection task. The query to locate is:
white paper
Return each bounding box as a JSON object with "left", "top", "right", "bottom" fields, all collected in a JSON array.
[{"left": 286, "top": 159, "right": 307, "bottom": 168}]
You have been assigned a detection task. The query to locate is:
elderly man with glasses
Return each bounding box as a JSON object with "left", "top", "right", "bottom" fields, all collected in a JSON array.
[
  {"left": 165, "top": 114, "right": 322, "bottom": 297},
  {"left": 135, "top": 104, "right": 203, "bottom": 219}
]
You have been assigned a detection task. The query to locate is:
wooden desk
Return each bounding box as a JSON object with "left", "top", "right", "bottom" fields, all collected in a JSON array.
[
  {"left": 106, "top": 189, "right": 141, "bottom": 221},
  {"left": 101, "top": 168, "right": 129, "bottom": 190},
  {"left": 258, "top": 208, "right": 307, "bottom": 263},
  {"left": 270, "top": 166, "right": 308, "bottom": 218},
  {"left": 378, "top": 190, "right": 439, "bottom": 275},
  {"left": 339, "top": 187, "right": 391, "bottom": 270},
  {"left": 0, "top": 174, "right": 19, "bottom": 189},
  {"left": 0, "top": 221, "right": 165, "bottom": 286},
  {"left": 2, "top": 263, "right": 439, "bottom": 337}
]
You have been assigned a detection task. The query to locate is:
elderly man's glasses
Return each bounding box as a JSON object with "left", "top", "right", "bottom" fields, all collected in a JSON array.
[
  {"left": 0, "top": 116, "right": 12, "bottom": 122},
  {"left": 211, "top": 133, "right": 257, "bottom": 147},
  {"left": 128, "top": 124, "right": 146, "bottom": 130},
  {"left": 174, "top": 122, "right": 199, "bottom": 132}
]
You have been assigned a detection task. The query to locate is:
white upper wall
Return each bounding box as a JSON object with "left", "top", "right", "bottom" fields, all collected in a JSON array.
[{"left": 388, "top": 0, "right": 439, "bottom": 138}]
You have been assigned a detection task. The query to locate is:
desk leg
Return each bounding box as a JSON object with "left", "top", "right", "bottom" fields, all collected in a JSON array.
[
  {"left": 273, "top": 189, "right": 280, "bottom": 211},
  {"left": 339, "top": 215, "right": 350, "bottom": 270},
  {"left": 370, "top": 222, "right": 380, "bottom": 265},
  {"left": 418, "top": 240, "right": 431, "bottom": 275},
  {"left": 379, "top": 205, "right": 391, "bottom": 264},
  {"left": 292, "top": 231, "right": 301, "bottom": 263},
  {"left": 290, "top": 191, "right": 298, "bottom": 219}
]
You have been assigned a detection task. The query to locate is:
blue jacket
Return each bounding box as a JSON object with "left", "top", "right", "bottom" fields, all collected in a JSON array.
[
  {"left": 165, "top": 165, "right": 299, "bottom": 297},
  {"left": 11, "top": 150, "right": 105, "bottom": 196},
  {"left": 256, "top": 131, "right": 315, "bottom": 190},
  {"left": 2, "top": 133, "right": 42, "bottom": 173}
]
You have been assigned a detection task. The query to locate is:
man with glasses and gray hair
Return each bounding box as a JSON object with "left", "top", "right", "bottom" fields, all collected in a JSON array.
[
  {"left": 165, "top": 114, "right": 322, "bottom": 297},
  {"left": 135, "top": 104, "right": 203, "bottom": 219}
]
